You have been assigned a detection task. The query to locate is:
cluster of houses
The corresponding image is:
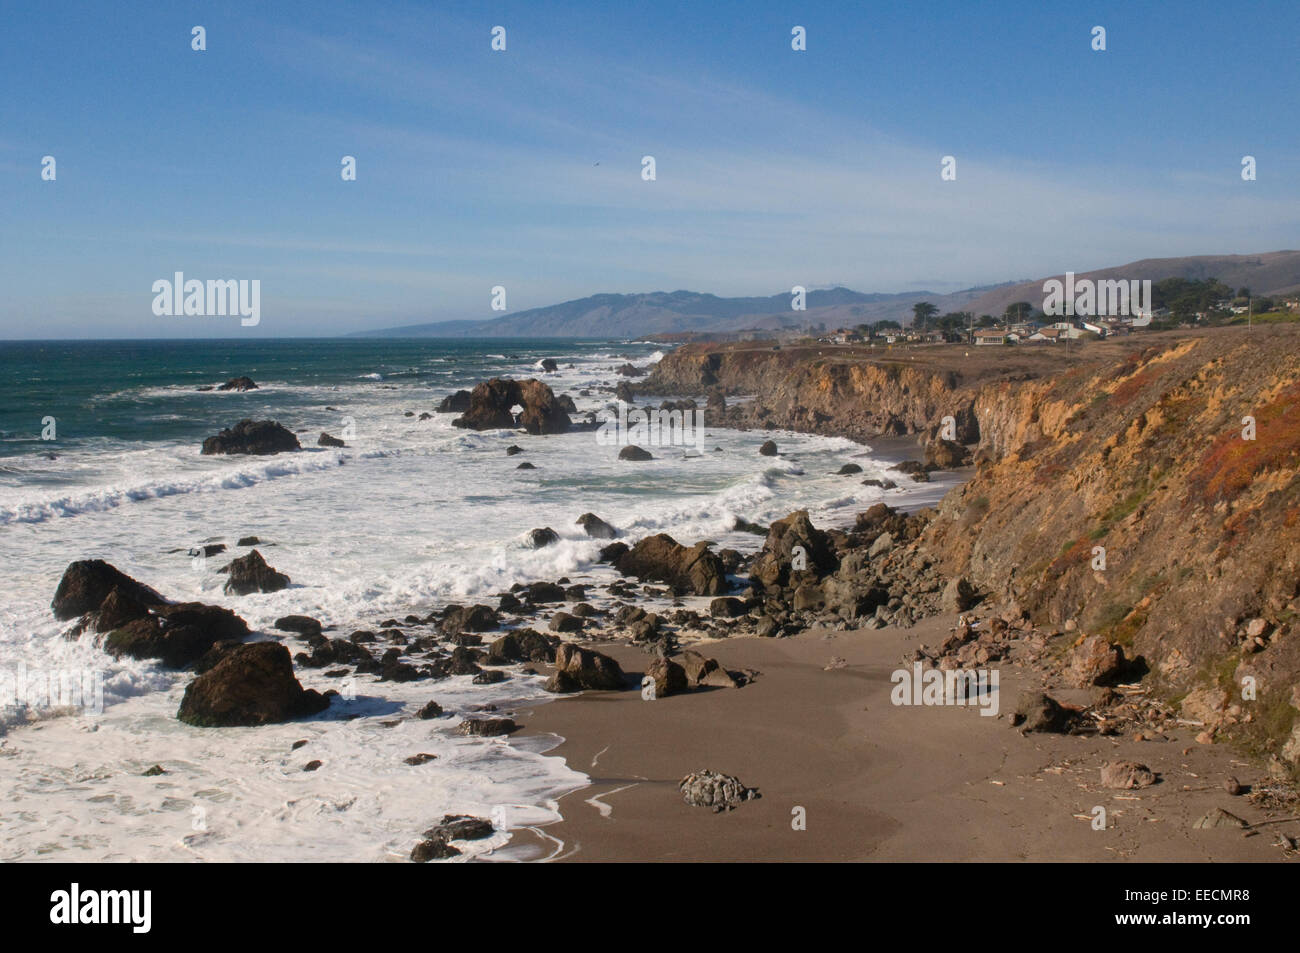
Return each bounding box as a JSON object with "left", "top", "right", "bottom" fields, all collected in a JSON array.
[{"left": 819, "top": 317, "right": 1142, "bottom": 347}]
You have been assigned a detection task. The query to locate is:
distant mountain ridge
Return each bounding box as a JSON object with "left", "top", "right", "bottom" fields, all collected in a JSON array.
[{"left": 354, "top": 251, "right": 1300, "bottom": 338}]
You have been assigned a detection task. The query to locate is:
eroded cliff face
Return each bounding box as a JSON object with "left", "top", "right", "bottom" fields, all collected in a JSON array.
[
  {"left": 648, "top": 330, "right": 1300, "bottom": 767},
  {"left": 643, "top": 342, "right": 989, "bottom": 443},
  {"left": 931, "top": 330, "right": 1300, "bottom": 765}
]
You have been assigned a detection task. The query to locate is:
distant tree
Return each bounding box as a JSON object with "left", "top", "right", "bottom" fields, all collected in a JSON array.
[
  {"left": 1004, "top": 301, "right": 1034, "bottom": 323},
  {"left": 874, "top": 319, "right": 902, "bottom": 331},
  {"left": 911, "top": 302, "right": 939, "bottom": 330},
  {"left": 1237, "top": 287, "right": 1250, "bottom": 298},
  {"left": 976, "top": 314, "right": 997, "bottom": 328}
]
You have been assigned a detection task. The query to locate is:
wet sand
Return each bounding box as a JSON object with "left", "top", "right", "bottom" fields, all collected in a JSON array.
[{"left": 506, "top": 616, "right": 1291, "bottom": 862}]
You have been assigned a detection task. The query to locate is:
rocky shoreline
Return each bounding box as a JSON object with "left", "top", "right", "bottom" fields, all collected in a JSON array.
[{"left": 46, "top": 327, "right": 1300, "bottom": 860}]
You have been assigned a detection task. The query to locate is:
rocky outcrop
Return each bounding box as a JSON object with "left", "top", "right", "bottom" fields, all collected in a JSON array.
[
  {"left": 615, "top": 534, "right": 728, "bottom": 595},
  {"left": 177, "top": 642, "right": 330, "bottom": 727},
  {"left": 618, "top": 445, "right": 653, "bottom": 461},
  {"left": 318, "top": 432, "right": 345, "bottom": 447},
  {"left": 452, "top": 378, "right": 571, "bottom": 434},
  {"left": 201, "top": 419, "right": 301, "bottom": 455}
]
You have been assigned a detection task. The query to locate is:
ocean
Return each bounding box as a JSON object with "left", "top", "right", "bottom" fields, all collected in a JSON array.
[{"left": 0, "top": 338, "right": 949, "bottom": 861}]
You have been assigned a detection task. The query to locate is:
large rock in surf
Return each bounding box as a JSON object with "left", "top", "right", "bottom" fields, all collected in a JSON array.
[
  {"left": 104, "top": 602, "right": 251, "bottom": 669},
  {"left": 51, "top": 559, "right": 165, "bottom": 621},
  {"left": 201, "top": 419, "right": 301, "bottom": 455},
  {"left": 452, "top": 378, "right": 571, "bottom": 435},
  {"left": 177, "top": 642, "right": 330, "bottom": 727},
  {"left": 576, "top": 513, "right": 617, "bottom": 539},
  {"left": 618, "top": 445, "right": 653, "bottom": 461},
  {"left": 615, "top": 534, "right": 728, "bottom": 595},
  {"left": 220, "top": 549, "right": 290, "bottom": 595},
  {"left": 436, "top": 390, "right": 472, "bottom": 413}
]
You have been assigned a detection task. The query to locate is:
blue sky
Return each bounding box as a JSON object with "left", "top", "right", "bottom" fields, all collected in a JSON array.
[{"left": 1, "top": 0, "right": 1297, "bottom": 338}]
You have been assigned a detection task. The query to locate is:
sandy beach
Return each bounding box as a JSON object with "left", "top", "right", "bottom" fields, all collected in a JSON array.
[{"left": 509, "top": 616, "right": 1290, "bottom": 862}]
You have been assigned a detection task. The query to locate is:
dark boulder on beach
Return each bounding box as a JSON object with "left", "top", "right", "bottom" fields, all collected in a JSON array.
[
  {"left": 51, "top": 559, "right": 165, "bottom": 621},
  {"left": 437, "top": 390, "right": 472, "bottom": 413},
  {"left": 105, "top": 602, "right": 251, "bottom": 669},
  {"left": 679, "top": 649, "right": 741, "bottom": 688},
  {"left": 618, "top": 445, "right": 653, "bottom": 461},
  {"left": 576, "top": 512, "right": 617, "bottom": 539},
  {"left": 615, "top": 381, "right": 635, "bottom": 403},
  {"left": 201, "top": 419, "right": 301, "bottom": 455},
  {"left": 548, "top": 611, "right": 583, "bottom": 633},
  {"left": 616, "top": 534, "right": 728, "bottom": 596},
  {"left": 177, "top": 642, "right": 330, "bottom": 727},
  {"left": 616, "top": 363, "right": 645, "bottom": 377},
  {"left": 317, "top": 432, "right": 346, "bottom": 448},
  {"left": 546, "top": 643, "right": 625, "bottom": 692},
  {"left": 709, "top": 597, "right": 748, "bottom": 619},
  {"left": 237, "top": 535, "right": 260, "bottom": 546},
  {"left": 505, "top": 445, "right": 523, "bottom": 456},
  {"left": 220, "top": 549, "right": 290, "bottom": 595},
  {"left": 556, "top": 394, "right": 578, "bottom": 413},
  {"left": 749, "top": 510, "right": 838, "bottom": 589},
  {"left": 758, "top": 440, "right": 778, "bottom": 456},
  {"left": 452, "top": 378, "right": 571, "bottom": 434},
  {"left": 644, "top": 657, "right": 688, "bottom": 697},
  {"left": 216, "top": 376, "right": 258, "bottom": 391},
  {"left": 1011, "top": 691, "right": 1076, "bottom": 734},
  {"left": 539, "top": 358, "right": 559, "bottom": 373},
  {"left": 836, "top": 463, "right": 863, "bottom": 475},
  {"left": 516, "top": 461, "right": 537, "bottom": 470}
]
